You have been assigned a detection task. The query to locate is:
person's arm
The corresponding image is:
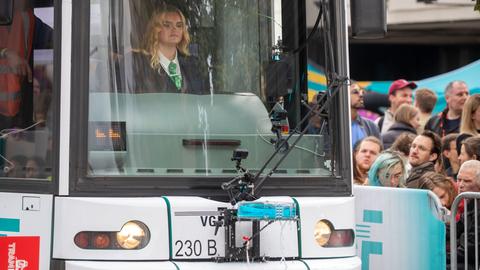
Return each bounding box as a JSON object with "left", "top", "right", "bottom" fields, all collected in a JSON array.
[{"left": 1, "top": 48, "right": 32, "bottom": 82}]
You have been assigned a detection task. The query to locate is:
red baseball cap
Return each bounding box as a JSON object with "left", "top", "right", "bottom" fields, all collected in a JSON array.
[{"left": 388, "top": 79, "right": 417, "bottom": 95}]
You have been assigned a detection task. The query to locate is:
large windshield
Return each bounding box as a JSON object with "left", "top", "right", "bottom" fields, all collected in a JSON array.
[{"left": 87, "top": 0, "right": 331, "bottom": 178}]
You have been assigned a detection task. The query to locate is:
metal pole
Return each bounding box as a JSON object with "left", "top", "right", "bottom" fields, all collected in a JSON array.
[
  {"left": 475, "top": 199, "right": 478, "bottom": 270},
  {"left": 450, "top": 192, "right": 480, "bottom": 270},
  {"left": 465, "top": 198, "right": 468, "bottom": 269}
]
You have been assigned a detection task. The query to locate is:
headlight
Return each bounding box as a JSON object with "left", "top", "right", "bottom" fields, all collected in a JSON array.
[
  {"left": 314, "top": 219, "right": 332, "bottom": 246},
  {"left": 116, "top": 221, "right": 150, "bottom": 249},
  {"left": 74, "top": 220, "right": 150, "bottom": 250}
]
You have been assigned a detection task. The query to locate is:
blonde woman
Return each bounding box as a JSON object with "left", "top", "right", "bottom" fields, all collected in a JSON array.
[
  {"left": 460, "top": 94, "right": 480, "bottom": 135},
  {"left": 381, "top": 104, "right": 419, "bottom": 149},
  {"left": 126, "top": 5, "right": 207, "bottom": 94}
]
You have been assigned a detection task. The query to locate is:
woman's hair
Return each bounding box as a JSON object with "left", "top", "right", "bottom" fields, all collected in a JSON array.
[
  {"left": 144, "top": 5, "right": 191, "bottom": 69},
  {"left": 394, "top": 104, "right": 418, "bottom": 126},
  {"left": 368, "top": 151, "right": 406, "bottom": 187},
  {"left": 460, "top": 94, "right": 480, "bottom": 135},
  {"left": 389, "top": 132, "right": 416, "bottom": 156},
  {"left": 461, "top": 136, "right": 480, "bottom": 161},
  {"left": 456, "top": 133, "right": 473, "bottom": 156},
  {"left": 353, "top": 136, "right": 383, "bottom": 185},
  {"left": 419, "top": 171, "right": 457, "bottom": 209}
]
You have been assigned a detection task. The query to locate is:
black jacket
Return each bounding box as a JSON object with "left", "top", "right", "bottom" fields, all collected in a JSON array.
[
  {"left": 381, "top": 122, "right": 417, "bottom": 149},
  {"left": 123, "top": 51, "right": 208, "bottom": 94},
  {"left": 425, "top": 108, "right": 460, "bottom": 137}
]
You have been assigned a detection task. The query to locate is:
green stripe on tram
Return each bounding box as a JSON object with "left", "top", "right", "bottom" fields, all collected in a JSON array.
[
  {"left": 292, "top": 197, "right": 302, "bottom": 258},
  {"left": 161, "top": 197, "right": 173, "bottom": 260},
  {"left": 299, "top": 259, "right": 311, "bottom": 270},
  {"left": 171, "top": 261, "right": 180, "bottom": 270}
]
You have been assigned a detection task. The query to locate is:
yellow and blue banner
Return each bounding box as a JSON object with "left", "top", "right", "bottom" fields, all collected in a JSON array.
[{"left": 308, "top": 59, "right": 480, "bottom": 114}]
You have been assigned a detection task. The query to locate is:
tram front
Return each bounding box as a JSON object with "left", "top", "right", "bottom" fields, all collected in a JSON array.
[{"left": 1, "top": 0, "right": 358, "bottom": 269}]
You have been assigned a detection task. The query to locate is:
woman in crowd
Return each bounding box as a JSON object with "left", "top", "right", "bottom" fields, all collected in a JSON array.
[
  {"left": 389, "top": 132, "right": 416, "bottom": 158},
  {"left": 353, "top": 136, "right": 383, "bottom": 185},
  {"left": 368, "top": 151, "right": 406, "bottom": 187},
  {"left": 419, "top": 171, "right": 457, "bottom": 209},
  {"left": 382, "top": 104, "right": 420, "bottom": 149},
  {"left": 441, "top": 133, "right": 459, "bottom": 179},
  {"left": 460, "top": 94, "right": 480, "bottom": 135},
  {"left": 458, "top": 136, "right": 480, "bottom": 166}
]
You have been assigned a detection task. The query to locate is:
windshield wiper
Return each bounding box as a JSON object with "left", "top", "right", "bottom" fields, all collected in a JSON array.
[
  {"left": 221, "top": 74, "right": 347, "bottom": 206},
  {"left": 252, "top": 75, "right": 347, "bottom": 196},
  {"left": 221, "top": 0, "right": 347, "bottom": 205}
]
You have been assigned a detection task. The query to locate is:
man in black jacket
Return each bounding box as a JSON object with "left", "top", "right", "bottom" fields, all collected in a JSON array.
[{"left": 425, "top": 81, "right": 469, "bottom": 137}]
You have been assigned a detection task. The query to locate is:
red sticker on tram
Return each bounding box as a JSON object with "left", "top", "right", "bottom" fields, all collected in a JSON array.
[{"left": 0, "top": 236, "right": 40, "bottom": 270}]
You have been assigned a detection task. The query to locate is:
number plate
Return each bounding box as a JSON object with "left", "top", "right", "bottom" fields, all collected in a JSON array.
[{"left": 171, "top": 210, "right": 226, "bottom": 259}]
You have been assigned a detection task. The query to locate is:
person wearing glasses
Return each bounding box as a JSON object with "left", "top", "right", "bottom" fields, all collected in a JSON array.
[
  {"left": 405, "top": 131, "right": 441, "bottom": 188},
  {"left": 350, "top": 82, "right": 381, "bottom": 148},
  {"left": 126, "top": 5, "right": 207, "bottom": 94}
]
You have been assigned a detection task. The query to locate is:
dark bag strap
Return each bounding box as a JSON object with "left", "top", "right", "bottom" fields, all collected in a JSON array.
[{"left": 378, "top": 116, "right": 384, "bottom": 131}]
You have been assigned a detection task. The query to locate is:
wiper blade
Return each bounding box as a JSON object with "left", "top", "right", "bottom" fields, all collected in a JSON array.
[{"left": 252, "top": 75, "right": 347, "bottom": 196}]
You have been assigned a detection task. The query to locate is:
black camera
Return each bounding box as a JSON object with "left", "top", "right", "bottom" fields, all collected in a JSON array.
[{"left": 231, "top": 149, "right": 249, "bottom": 161}]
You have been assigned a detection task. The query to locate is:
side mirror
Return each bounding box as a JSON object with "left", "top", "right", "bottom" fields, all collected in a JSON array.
[
  {"left": 0, "top": 0, "right": 13, "bottom": 25},
  {"left": 350, "top": 0, "right": 386, "bottom": 39}
]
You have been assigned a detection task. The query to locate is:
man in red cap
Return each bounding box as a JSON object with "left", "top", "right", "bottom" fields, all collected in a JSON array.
[
  {"left": 425, "top": 80, "right": 469, "bottom": 137},
  {"left": 375, "top": 79, "right": 416, "bottom": 134}
]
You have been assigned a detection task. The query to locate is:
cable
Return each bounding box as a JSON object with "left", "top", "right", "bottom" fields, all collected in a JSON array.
[
  {"left": 0, "top": 120, "right": 45, "bottom": 138},
  {"left": 290, "top": 3, "right": 323, "bottom": 54},
  {"left": 242, "top": 220, "right": 275, "bottom": 248}
]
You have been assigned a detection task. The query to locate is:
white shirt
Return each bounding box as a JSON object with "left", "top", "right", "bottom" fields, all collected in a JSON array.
[
  {"left": 158, "top": 51, "right": 182, "bottom": 78},
  {"left": 375, "top": 109, "right": 395, "bottom": 134}
]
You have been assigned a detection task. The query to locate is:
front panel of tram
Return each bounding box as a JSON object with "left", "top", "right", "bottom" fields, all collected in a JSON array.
[
  {"left": 0, "top": 0, "right": 357, "bottom": 269},
  {"left": 55, "top": 0, "right": 358, "bottom": 269}
]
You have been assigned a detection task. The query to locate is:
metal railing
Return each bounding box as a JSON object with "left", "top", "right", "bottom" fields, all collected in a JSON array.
[{"left": 450, "top": 192, "right": 480, "bottom": 270}]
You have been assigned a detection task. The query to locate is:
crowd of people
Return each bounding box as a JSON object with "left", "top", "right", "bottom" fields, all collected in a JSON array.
[{"left": 350, "top": 78, "right": 480, "bottom": 268}]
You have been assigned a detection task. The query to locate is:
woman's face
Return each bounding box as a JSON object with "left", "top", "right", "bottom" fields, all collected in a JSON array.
[
  {"left": 459, "top": 144, "right": 472, "bottom": 166},
  {"left": 378, "top": 163, "right": 403, "bottom": 187},
  {"left": 156, "top": 12, "right": 184, "bottom": 46},
  {"left": 471, "top": 106, "right": 480, "bottom": 128},
  {"left": 409, "top": 113, "right": 420, "bottom": 129},
  {"left": 432, "top": 187, "right": 450, "bottom": 208}
]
